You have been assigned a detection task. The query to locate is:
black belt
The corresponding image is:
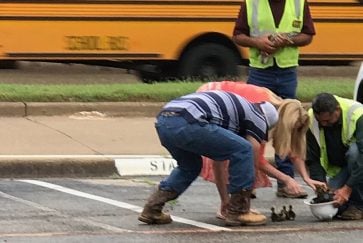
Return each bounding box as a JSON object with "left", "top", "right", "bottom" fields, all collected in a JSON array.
[{"left": 159, "top": 111, "right": 181, "bottom": 117}]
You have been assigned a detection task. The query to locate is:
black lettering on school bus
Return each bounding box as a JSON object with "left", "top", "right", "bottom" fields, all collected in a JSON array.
[
  {"left": 81, "top": 36, "right": 100, "bottom": 50},
  {"left": 108, "top": 36, "right": 129, "bottom": 51},
  {"left": 88, "top": 36, "right": 100, "bottom": 50},
  {"left": 66, "top": 36, "right": 128, "bottom": 51},
  {"left": 65, "top": 36, "right": 76, "bottom": 50},
  {"left": 76, "top": 36, "right": 86, "bottom": 50}
]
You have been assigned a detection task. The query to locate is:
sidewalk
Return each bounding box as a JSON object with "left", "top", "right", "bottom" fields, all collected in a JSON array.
[{"left": 0, "top": 102, "right": 275, "bottom": 178}]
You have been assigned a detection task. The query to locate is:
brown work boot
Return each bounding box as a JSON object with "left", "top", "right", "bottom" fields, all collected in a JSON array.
[
  {"left": 225, "top": 189, "right": 266, "bottom": 226},
  {"left": 276, "top": 187, "right": 308, "bottom": 199},
  {"left": 138, "top": 187, "right": 178, "bottom": 224},
  {"left": 340, "top": 205, "right": 363, "bottom": 220},
  {"left": 238, "top": 210, "right": 267, "bottom": 226}
]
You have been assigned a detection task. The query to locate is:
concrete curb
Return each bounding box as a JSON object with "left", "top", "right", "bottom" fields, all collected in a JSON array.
[
  {"left": 0, "top": 155, "right": 179, "bottom": 178},
  {"left": 0, "top": 102, "right": 26, "bottom": 117},
  {"left": 0, "top": 157, "right": 117, "bottom": 178},
  {"left": 0, "top": 102, "right": 166, "bottom": 117},
  {"left": 0, "top": 101, "right": 311, "bottom": 117},
  {"left": 0, "top": 155, "right": 277, "bottom": 178}
]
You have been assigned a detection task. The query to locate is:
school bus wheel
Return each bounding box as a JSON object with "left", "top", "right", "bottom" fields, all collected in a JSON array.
[
  {"left": 178, "top": 43, "right": 239, "bottom": 81},
  {"left": 137, "top": 61, "right": 178, "bottom": 83}
]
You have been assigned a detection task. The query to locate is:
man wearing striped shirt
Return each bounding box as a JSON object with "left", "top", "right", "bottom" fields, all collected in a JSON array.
[{"left": 138, "top": 90, "right": 278, "bottom": 226}]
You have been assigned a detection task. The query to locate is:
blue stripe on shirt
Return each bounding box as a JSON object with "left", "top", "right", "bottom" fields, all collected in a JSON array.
[{"left": 161, "top": 90, "right": 267, "bottom": 142}]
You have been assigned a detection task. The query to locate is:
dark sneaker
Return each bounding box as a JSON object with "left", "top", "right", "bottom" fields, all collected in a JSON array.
[
  {"left": 340, "top": 205, "right": 363, "bottom": 220},
  {"left": 276, "top": 187, "right": 308, "bottom": 199}
]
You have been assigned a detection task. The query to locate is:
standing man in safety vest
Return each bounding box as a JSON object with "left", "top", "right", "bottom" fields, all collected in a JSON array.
[
  {"left": 232, "top": 0, "right": 315, "bottom": 198},
  {"left": 306, "top": 93, "right": 363, "bottom": 220}
]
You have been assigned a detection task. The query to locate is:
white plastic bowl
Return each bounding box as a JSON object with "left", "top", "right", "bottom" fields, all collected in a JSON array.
[{"left": 304, "top": 196, "right": 338, "bottom": 221}]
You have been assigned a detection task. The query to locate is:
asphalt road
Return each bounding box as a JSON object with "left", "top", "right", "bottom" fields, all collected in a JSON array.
[
  {"left": 0, "top": 61, "right": 360, "bottom": 84},
  {"left": 2, "top": 177, "right": 363, "bottom": 242},
  {"left": 0, "top": 61, "right": 140, "bottom": 84}
]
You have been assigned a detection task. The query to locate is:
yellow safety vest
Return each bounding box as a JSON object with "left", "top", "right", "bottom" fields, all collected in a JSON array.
[
  {"left": 246, "top": 0, "right": 304, "bottom": 68},
  {"left": 308, "top": 96, "right": 363, "bottom": 177}
]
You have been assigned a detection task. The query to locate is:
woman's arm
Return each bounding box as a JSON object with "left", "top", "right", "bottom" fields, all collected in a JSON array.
[
  {"left": 259, "top": 159, "right": 305, "bottom": 195},
  {"left": 291, "top": 155, "right": 327, "bottom": 191},
  {"left": 250, "top": 139, "right": 307, "bottom": 195}
]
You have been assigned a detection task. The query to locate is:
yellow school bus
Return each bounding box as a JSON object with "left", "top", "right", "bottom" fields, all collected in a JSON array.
[{"left": 0, "top": 0, "right": 362, "bottom": 81}]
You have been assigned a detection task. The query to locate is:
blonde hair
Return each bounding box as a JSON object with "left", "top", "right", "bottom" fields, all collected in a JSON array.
[
  {"left": 264, "top": 88, "right": 283, "bottom": 107},
  {"left": 272, "top": 99, "right": 309, "bottom": 160}
]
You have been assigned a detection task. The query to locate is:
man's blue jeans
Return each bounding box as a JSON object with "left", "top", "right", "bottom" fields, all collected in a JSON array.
[
  {"left": 247, "top": 66, "right": 297, "bottom": 99},
  {"left": 155, "top": 115, "right": 255, "bottom": 194},
  {"left": 248, "top": 65, "right": 297, "bottom": 187},
  {"left": 328, "top": 143, "right": 363, "bottom": 209}
]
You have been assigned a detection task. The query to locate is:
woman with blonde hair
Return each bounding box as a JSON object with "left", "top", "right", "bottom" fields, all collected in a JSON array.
[{"left": 198, "top": 81, "right": 325, "bottom": 219}]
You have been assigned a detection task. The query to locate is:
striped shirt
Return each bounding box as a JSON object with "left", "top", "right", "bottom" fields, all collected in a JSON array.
[{"left": 161, "top": 90, "right": 268, "bottom": 142}]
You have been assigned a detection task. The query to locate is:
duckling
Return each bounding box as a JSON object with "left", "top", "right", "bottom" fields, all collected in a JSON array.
[
  {"left": 287, "top": 205, "right": 296, "bottom": 220},
  {"left": 271, "top": 207, "right": 279, "bottom": 222},
  {"left": 313, "top": 185, "right": 334, "bottom": 203},
  {"left": 271, "top": 207, "right": 284, "bottom": 222},
  {"left": 280, "top": 205, "right": 289, "bottom": 220}
]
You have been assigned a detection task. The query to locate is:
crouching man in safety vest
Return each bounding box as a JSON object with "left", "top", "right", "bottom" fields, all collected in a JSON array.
[{"left": 306, "top": 92, "right": 363, "bottom": 220}]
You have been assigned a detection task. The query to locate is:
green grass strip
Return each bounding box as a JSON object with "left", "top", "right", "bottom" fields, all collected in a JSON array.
[{"left": 0, "top": 78, "right": 355, "bottom": 102}]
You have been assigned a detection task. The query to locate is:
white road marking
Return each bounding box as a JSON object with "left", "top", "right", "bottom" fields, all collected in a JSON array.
[
  {"left": 0, "top": 191, "right": 56, "bottom": 212},
  {"left": 19, "top": 179, "right": 232, "bottom": 232},
  {"left": 0, "top": 191, "right": 132, "bottom": 233}
]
